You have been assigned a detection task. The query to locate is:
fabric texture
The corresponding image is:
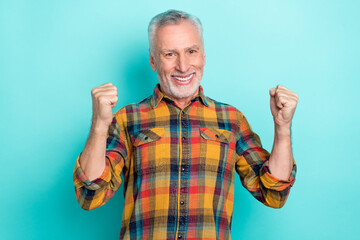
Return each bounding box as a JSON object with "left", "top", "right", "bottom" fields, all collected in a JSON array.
[{"left": 73, "top": 84, "right": 296, "bottom": 240}]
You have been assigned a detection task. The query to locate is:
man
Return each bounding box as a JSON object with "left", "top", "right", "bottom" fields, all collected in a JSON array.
[{"left": 73, "top": 10, "right": 298, "bottom": 240}]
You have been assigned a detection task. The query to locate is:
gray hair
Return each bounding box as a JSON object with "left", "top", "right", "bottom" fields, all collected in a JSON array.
[{"left": 148, "top": 9, "right": 203, "bottom": 54}]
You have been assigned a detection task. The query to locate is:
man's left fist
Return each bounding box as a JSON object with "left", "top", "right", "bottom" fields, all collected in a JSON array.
[{"left": 269, "top": 85, "right": 299, "bottom": 127}]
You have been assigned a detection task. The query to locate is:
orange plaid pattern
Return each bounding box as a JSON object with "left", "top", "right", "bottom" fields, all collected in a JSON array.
[{"left": 73, "top": 84, "right": 296, "bottom": 239}]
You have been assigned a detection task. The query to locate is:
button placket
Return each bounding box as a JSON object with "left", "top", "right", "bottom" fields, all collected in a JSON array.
[
  {"left": 181, "top": 112, "right": 187, "bottom": 142},
  {"left": 178, "top": 110, "right": 189, "bottom": 237}
]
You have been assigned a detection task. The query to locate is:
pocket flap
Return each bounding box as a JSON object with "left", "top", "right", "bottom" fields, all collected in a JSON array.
[
  {"left": 132, "top": 128, "right": 164, "bottom": 146},
  {"left": 200, "top": 128, "right": 232, "bottom": 144}
]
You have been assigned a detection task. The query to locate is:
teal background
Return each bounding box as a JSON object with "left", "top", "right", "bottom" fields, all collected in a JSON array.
[{"left": 1, "top": 0, "right": 359, "bottom": 239}]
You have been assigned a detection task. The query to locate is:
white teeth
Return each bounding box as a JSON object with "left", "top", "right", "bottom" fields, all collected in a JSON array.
[{"left": 173, "top": 74, "right": 193, "bottom": 81}]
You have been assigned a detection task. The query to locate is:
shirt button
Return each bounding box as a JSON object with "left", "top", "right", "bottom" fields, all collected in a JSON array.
[
  {"left": 215, "top": 134, "right": 219, "bottom": 138},
  {"left": 180, "top": 201, "right": 184, "bottom": 205},
  {"left": 178, "top": 234, "right": 183, "bottom": 239},
  {"left": 182, "top": 136, "right": 186, "bottom": 140},
  {"left": 181, "top": 167, "right": 185, "bottom": 171}
]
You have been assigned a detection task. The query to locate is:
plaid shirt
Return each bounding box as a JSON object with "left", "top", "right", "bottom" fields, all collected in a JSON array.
[{"left": 73, "top": 84, "right": 296, "bottom": 240}]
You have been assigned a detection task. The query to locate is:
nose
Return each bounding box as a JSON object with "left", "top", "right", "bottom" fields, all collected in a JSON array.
[{"left": 176, "top": 54, "right": 190, "bottom": 73}]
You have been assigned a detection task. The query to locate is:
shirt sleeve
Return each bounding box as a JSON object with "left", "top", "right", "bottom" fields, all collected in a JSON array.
[
  {"left": 73, "top": 115, "right": 130, "bottom": 210},
  {"left": 235, "top": 114, "right": 296, "bottom": 208}
]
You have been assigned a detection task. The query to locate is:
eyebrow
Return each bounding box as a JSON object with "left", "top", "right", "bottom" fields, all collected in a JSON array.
[
  {"left": 160, "top": 45, "right": 201, "bottom": 53},
  {"left": 160, "top": 49, "right": 177, "bottom": 54},
  {"left": 186, "top": 45, "right": 201, "bottom": 51}
]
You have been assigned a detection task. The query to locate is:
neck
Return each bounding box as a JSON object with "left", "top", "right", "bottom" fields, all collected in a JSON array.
[
  {"left": 173, "top": 96, "right": 194, "bottom": 109},
  {"left": 161, "top": 87, "right": 199, "bottom": 109}
]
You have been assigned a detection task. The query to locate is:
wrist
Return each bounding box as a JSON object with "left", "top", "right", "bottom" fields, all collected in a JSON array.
[
  {"left": 91, "top": 120, "right": 110, "bottom": 136},
  {"left": 274, "top": 123, "right": 291, "bottom": 139}
]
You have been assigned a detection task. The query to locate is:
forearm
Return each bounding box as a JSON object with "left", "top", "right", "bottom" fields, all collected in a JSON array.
[
  {"left": 79, "top": 122, "right": 109, "bottom": 181},
  {"left": 268, "top": 124, "right": 294, "bottom": 181}
]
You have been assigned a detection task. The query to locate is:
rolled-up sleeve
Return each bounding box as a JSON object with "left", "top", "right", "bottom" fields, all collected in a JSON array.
[
  {"left": 235, "top": 114, "right": 296, "bottom": 208},
  {"left": 73, "top": 113, "right": 130, "bottom": 210}
]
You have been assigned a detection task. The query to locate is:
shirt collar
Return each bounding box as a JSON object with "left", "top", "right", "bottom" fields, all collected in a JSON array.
[{"left": 151, "top": 84, "right": 210, "bottom": 109}]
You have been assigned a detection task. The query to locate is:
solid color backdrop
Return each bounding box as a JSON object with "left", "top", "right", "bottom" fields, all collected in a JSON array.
[{"left": 1, "top": 0, "right": 359, "bottom": 239}]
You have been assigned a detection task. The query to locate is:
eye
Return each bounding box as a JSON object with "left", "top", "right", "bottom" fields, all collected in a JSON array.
[
  {"left": 189, "top": 49, "right": 197, "bottom": 54},
  {"left": 164, "top": 52, "right": 175, "bottom": 57}
]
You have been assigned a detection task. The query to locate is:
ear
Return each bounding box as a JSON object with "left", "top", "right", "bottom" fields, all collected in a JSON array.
[{"left": 149, "top": 49, "right": 157, "bottom": 71}]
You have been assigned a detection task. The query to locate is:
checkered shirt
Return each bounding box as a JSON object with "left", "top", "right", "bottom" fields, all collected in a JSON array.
[{"left": 73, "top": 84, "right": 296, "bottom": 240}]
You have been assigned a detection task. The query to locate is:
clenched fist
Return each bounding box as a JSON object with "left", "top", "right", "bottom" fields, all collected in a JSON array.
[
  {"left": 269, "top": 85, "right": 298, "bottom": 127},
  {"left": 91, "top": 83, "right": 118, "bottom": 130}
]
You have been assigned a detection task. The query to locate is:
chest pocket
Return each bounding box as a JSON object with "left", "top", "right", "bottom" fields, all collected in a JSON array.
[
  {"left": 132, "top": 128, "right": 164, "bottom": 146},
  {"left": 131, "top": 128, "right": 165, "bottom": 173},
  {"left": 199, "top": 128, "right": 233, "bottom": 173},
  {"left": 200, "top": 128, "right": 232, "bottom": 144}
]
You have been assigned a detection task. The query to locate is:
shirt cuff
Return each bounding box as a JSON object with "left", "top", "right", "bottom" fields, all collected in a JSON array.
[
  {"left": 73, "top": 153, "right": 111, "bottom": 191},
  {"left": 260, "top": 160, "right": 296, "bottom": 191}
]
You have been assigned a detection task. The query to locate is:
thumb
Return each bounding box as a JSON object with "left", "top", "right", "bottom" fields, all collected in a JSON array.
[
  {"left": 269, "top": 88, "right": 277, "bottom": 116},
  {"left": 269, "top": 88, "right": 276, "bottom": 97}
]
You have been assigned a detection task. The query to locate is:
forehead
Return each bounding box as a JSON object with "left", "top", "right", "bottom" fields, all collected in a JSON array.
[{"left": 154, "top": 20, "right": 203, "bottom": 50}]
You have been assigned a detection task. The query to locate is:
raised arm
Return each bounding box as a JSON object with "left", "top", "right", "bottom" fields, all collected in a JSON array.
[
  {"left": 79, "top": 82, "right": 118, "bottom": 181},
  {"left": 268, "top": 85, "right": 299, "bottom": 181}
]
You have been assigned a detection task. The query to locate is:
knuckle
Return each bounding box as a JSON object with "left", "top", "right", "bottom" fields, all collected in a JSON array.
[{"left": 98, "top": 95, "right": 106, "bottom": 101}]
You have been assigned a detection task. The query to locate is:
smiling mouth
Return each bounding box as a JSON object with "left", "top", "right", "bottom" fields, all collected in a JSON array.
[{"left": 171, "top": 73, "right": 195, "bottom": 85}]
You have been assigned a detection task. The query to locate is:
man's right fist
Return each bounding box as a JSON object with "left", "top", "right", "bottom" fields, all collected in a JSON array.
[{"left": 91, "top": 83, "right": 118, "bottom": 130}]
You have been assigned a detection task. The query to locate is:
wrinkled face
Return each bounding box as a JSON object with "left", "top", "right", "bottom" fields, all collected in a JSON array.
[{"left": 149, "top": 20, "right": 206, "bottom": 102}]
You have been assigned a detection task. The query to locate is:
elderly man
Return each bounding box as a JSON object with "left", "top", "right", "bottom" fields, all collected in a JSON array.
[{"left": 73, "top": 9, "right": 298, "bottom": 240}]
